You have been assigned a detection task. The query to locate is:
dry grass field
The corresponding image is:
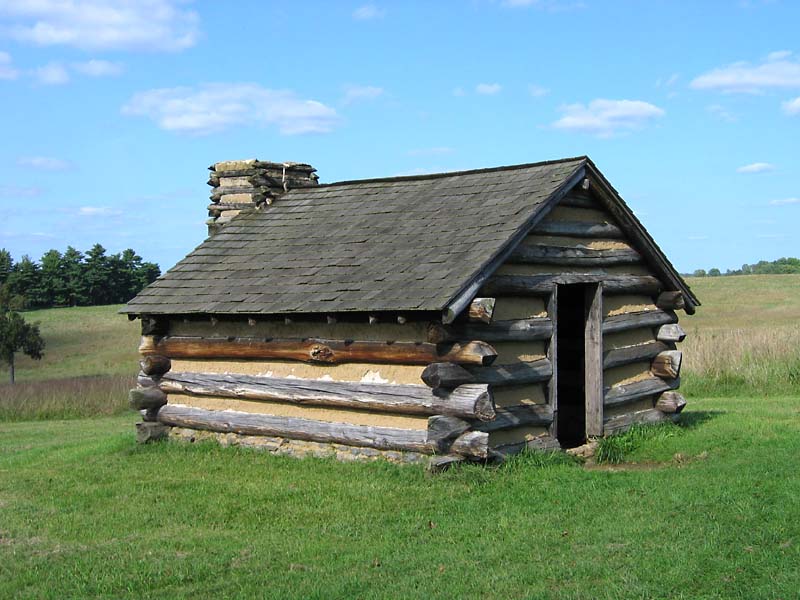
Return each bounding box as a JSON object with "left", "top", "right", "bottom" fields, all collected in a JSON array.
[{"left": 680, "top": 275, "right": 800, "bottom": 395}]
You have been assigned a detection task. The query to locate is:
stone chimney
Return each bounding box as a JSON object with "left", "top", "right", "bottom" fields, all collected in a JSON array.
[{"left": 206, "top": 159, "right": 318, "bottom": 235}]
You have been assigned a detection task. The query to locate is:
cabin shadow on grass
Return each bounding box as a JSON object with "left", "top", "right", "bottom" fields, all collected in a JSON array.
[{"left": 674, "top": 409, "right": 722, "bottom": 430}]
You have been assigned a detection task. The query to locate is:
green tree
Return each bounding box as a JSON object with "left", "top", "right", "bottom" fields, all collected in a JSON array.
[
  {"left": 708, "top": 268, "right": 721, "bottom": 277},
  {"left": 692, "top": 269, "right": 707, "bottom": 277},
  {"left": 60, "top": 246, "right": 87, "bottom": 306},
  {"left": 6, "top": 255, "right": 43, "bottom": 308},
  {"left": 0, "top": 248, "right": 12, "bottom": 284},
  {"left": 39, "top": 249, "right": 68, "bottom": 307},
  {"left": 84, "top": 244, "right": 110, "bottom": 305},
  {"left": 118, "top": 249, "right": 160, "bottom": 302},
  {"left": 0, "top": 310, "right": 45, "bottom": 384}
]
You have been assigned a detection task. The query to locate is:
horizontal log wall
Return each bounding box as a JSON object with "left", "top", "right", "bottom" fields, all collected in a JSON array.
[
  {"left": 159, "top": 371, "right": 496, "bottom": 421},
  {"left": 157, "top": 404, "right": 488, "bottom": 459},
  {"left": 140, "top": 335, "right": 497, "bottom": 366},
  {"left": 481, "top": 274, "right": 661, "bottom": 297},
  {"left": 168, "top": 318, "right": 429, "bottom": 343},
  {"left": 169, "top": 394, "right": 430, "bottom": 431},
  {"left": 427, "top": 317, "right": 552, "bottom": 344}
]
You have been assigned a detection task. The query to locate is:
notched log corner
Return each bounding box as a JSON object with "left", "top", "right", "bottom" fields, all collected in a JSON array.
[
  {"left": 655, "top": 391, "right": 687, "bottom": 414},
  {"left": 129, "top": 386, "right": 168, "bottom": 411}
]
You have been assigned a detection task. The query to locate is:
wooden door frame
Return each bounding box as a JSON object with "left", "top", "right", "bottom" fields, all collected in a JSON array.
[
  {"left": 547, "top": 285, "right": 558, "bottom": 439},
  {"left": 584, "top": 283, "right": 604, "bottom": 437}
]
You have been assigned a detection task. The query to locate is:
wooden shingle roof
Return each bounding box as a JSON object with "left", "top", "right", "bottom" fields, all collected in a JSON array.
[{"left": 122, "top": 156, "right": 698, "bottom": 318}]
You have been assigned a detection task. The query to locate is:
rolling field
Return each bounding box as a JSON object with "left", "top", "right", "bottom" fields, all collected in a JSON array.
[
  {"left": 0, "top": 305, "right": 139, "bottom": 421},
  {"left": 681, "top": 275, "right": 800, "bottom": 396},
  {"left": 3, "top": 274, "right": 799, "bottom": 419},
  {"left": 10, "top": 304, "right": 140, "bottom": 381},
  {"left": 0, "top": 276, "right": 798, "bottom": 598}
]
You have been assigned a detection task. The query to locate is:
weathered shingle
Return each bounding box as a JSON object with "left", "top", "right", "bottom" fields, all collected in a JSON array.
[{"left": 122, "top": 157, "right": 586, "bottom": 315}]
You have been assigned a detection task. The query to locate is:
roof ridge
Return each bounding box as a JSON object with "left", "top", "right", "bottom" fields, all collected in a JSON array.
[{"left": 306, "top": 155, "right": 589, "bottom": 188}]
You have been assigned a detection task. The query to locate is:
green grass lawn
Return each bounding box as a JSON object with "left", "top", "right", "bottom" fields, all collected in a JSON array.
[{"left": 1, "top": 396, "right": 798, "bottom": 599}]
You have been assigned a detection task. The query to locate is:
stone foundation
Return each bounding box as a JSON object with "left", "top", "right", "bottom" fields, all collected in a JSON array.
[{"left": 167, "top": 426, "right": 430, "bottom": 465}]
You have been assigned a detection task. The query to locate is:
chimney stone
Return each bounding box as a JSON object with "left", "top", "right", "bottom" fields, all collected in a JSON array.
[{"left": 206, "top": 159, "right": 318, "bottom": 235}]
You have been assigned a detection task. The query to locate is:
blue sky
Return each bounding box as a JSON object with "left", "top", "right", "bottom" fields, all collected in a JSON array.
[{"left": 0, "top": 0, "right": 798, "bottom": 273}]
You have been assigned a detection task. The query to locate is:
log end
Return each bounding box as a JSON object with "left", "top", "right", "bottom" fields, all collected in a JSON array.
[
  {"left": 421, "top": 362, "right": 475, "bottom": 388},
  {"left": 656, "top": 291, "right": 685, "bottom": 311},
  {"left": 468, "top": 298, "right": 495, "bottom": 324},
  {"left": 129, "top": 387, "right": 168, "bottom": 411},
  {"left": 448, "top": 430, "right": 489, "bottom": 460},
  {"left": 655, "top": 391, "right": 687, "bottom": 414},
  {"left": 427, "top": 415, "right": 471, "bottom": 444},
  {"left": 651, "top": 350, "right": 683, "bottom": 380},
  {"left": 473, "top": 389, "right": 497, "bottom": 423},
  {"left": 139, "top": 354, "right": 172, "bottom": 376},
  {"left": 466, "top": 341, "right": 498, "bottom": 366},
  {"left": 137, "top": 335, "right": 158, "bottom": 356}
]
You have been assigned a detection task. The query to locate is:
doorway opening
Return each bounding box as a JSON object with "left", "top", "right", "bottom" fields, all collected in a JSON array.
[{"left": 555, "top": 283, "right": 602, "bottom": 448}]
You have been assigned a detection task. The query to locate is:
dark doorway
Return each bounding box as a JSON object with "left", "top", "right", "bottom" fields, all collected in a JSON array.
[{"left": 556, "top": 284, "right": 589, "bottom": 448}]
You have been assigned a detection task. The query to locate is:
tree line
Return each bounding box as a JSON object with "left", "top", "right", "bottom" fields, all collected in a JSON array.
[
  {"left": 0, "top": 244, "right": 160, "bottom": 310},
  {"left": 688, "top": 257, "right": 800, "bottom": 278}
]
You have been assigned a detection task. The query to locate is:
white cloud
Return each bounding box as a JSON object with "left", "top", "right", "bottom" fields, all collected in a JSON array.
[
  {"left": 0, "top": 0, "right": 200, "bottom": 52},
  {"left": 690, "top": 54, "right": 800, "bottom": 93},
  {"left": 767, "top": 50, "right": 792, "bottom": 62},
  {"left": 552, "top": 98, "right": 664, "bottom": 136},
  {"left": 18, "top": 156, "right": 73, "bottom": 170},
  {"left": 352, "top": 4, "right": 384, "bottom": 20},
  {"left": 408, "top": 147, "right": 454, "bottom": 156},
  {"left": 476, "top": 82, "right": 501, "bottom": 95},
  {"left": 0, "top": 49, "right": 18, "bottom": 79},
  {"left": 501, "top": 0, "right": 584, "bottom": 10},
  {"left": 452, "top": 86, "right": 465, "bottom": 97},
  {"left": 736, "top": 162, "right": 775, "bottom": 174},
  {"left": 342, "top": 84, "right": 384, "bottom": 104},
  {"left": 769, "top": 197, "right": 800, "bottom": 206},
  {"left": 707, "top": 104, "right": 737, "bottom": 122},
  {"left": 528, "top": 84, "right": 549, "bottom": 97},
  {"left": 782, "top": 96, "right": 800, "bottom": 115},
  {"left": 72, "top": 59, "right": 122, "bottom": 77},
  {"left": 122, "top": 83, "right": 339, "bottom": 136},
  {"left": 78, "top": 206, "right": 121, "bottom": 216},
  {"left": 34, "top": 61, "right": 69, "bottom": 84}
]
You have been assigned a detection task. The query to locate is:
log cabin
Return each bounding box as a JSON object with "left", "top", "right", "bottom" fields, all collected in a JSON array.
[{"left": 121, "top": 156, "right": 697, "bottom": 468}]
